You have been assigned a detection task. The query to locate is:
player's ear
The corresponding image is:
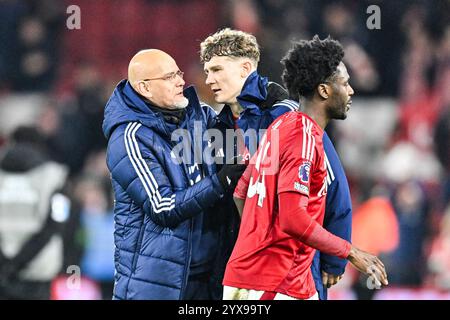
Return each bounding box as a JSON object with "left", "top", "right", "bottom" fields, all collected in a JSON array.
[{"left": 317, "top": 83, "right": 330, "bottom": 100}]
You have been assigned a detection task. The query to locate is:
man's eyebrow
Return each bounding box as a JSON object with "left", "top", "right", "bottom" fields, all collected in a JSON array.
[
  {"left": 163, "top": 70, "right": 177, "bottom": 76},
  {"left": 206, "top": 64, "right": 223, "bottom": 70}
]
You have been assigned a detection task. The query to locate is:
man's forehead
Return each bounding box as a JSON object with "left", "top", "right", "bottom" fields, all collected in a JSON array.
[
  {"left": 337, "top": 62, "right": 349, "bottom": 79},
  {"left": 204, "top": 55, "right": 240, "bottom": 68},
  {"left": 149, "top": 59, "right": 178, "bottom": 76}
]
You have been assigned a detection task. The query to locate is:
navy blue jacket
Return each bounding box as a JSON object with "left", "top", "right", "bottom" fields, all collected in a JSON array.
[
  {"left": 103, "top": 80, "right": 225, "bottom": 299},
  {"left": 311, "top": 131, "right": 353, "bottom": 300},
  {"left": 215, "top": 72, "right": 352, "bottom": 300}
]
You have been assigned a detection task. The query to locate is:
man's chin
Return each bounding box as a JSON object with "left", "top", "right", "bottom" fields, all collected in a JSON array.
[
  {"left": 212, "top": 95, "right": 225, "bottom": 104},
  {"left": 331, "top": 112, "right": 347, "bottom": 120},
  {"left": 337, "top": 112, "right": 347, "bottom": 120},
  {"left": 213, "top": 93, "right": 232, "bottom": 105},
  {"left": 173, "top": 97, "right": 189, "bottom": 109}
]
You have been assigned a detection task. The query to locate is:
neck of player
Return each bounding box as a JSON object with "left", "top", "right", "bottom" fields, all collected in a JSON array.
[{"left": 302, "top": 100, "right": 329, "bottom": 130}]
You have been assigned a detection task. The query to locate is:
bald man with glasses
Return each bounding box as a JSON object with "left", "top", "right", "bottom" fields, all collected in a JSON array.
[{"left": 103, "top": 49, "right": 246, "bottom": 299}]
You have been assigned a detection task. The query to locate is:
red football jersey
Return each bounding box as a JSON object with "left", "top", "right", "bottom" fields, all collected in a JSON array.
[{"left": 223, "top": 111, "right": 328, "bottom": 299}]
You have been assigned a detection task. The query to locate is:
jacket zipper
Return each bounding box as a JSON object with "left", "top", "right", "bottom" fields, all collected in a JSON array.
[
  {"left": 169, "top": 136, "right": 193, "bottom": 299},
  {"left": 131, "top": 221, "right": 146, "bottom": 271},
  {"left": 180, "top": 218, "right": 193, "bottom": 299}
]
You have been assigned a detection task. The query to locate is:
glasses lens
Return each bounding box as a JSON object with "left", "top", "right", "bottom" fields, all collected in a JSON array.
[{"left": 168, "top": 71, "right": 183, "bottom": 81}]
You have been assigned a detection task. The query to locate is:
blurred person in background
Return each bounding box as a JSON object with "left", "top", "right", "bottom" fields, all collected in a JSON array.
[
  {"left": 50, "top": 150, "right": 112, "bottom": 300},
  {"left": 427, "top": 205, "right": 450, "bottom": 291},
  {"left": 2, "top": 0, "right": 65, "bottom": 92},
  {"left": 200, "top": 28, "right": 353, "bottom": 300},
  {"left": 102, "top": 49, "right": 246, "bottom": 299},
  {"left": 0, "top": 0, "right": 25, "bottom": 90},
  {"left": 384, "top": 180, "right": 430, "bottom": 286},
  {"left": 75, "top": 174, "right": 115, "bottom": 300},
  {"left": 350, "top": 195, "right": 399, "bottom": 300},
  {"left": 434, "top": 105, "right": 450, "bottom": 207},
  {"left": 432, "top": 25, "right": 450, "bottom": 211},
  {"left": 37, "top": 63, "right": 109, "bottom": 176},
  {"left": 0, "top": 126, "right": 73, "bottom": 299}
]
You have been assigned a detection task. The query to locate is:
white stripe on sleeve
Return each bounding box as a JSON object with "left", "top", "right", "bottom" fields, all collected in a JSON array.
[{"left": 124, "top": 122, "right": 175, "bottom": 213}]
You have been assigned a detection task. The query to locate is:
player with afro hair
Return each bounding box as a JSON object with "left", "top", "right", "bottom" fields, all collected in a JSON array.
[
  {"left": 281, "top": 36, "right": 344, "bottom": 101},
  {"left": 281, "top": 36, "right": 352, "bottom": 122}
]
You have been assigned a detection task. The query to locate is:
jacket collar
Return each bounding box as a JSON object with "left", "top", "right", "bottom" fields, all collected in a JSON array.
[
  {"left": 237, "top": 71, "right": 268, "bottom": 113},
  {"left": 103, "top": 79, "right": 202, "bottom": 139},
  {"left": 217, "top": 71, "right": 268, "bottom": 126}
]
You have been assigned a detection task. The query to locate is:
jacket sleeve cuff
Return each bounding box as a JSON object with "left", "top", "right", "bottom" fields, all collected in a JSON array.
[{"left": 320, "top": 261, "right": 347, "bottom": 276}]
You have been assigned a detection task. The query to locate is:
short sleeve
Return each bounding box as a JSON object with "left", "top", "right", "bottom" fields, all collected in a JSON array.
[
  {"left": 277, "top": 124, "right": 315, "bottom": 197},
  {"left": 277, "top": 156, "right": 312, "bottom": 196}
]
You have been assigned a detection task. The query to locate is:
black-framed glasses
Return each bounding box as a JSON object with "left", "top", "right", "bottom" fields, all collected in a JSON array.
[{"left": 142, "top": 70, "right": 184, "bottom": 82}]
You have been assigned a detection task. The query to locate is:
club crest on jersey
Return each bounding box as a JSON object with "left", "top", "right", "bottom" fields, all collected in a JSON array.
[{"left": 298, "top": 161, "right": 311, "bottom": 183}]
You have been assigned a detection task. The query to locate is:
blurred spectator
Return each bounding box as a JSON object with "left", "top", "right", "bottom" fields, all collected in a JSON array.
[
  {"left": 350, "top": 196, "right": 399, "bottom": 299},
  {"left": 228, "top": 0, "right": 260, "bottom": 34},
  {"left": 380, "top": 142, "right": 442, "bottom": 184},
  {"left": 0, "top": 126, "right": 75, "bottom": 299},
  {"left": 74, "top": 174, "right": 114, "bottom": 300},
  {"left": 396, "top": 5, "right": 450, "bottom": 151},
  {"left": 34, "top": 99, "right": 87, "bottom": 175},
  {"left": 384, "top": 180, "right": 431, "bottom": 286},
  {"left": 321, "top": 1, "right": 380, "bottom": 94},
  {"left": 427, "top": 205, "right": 450, "bottom": 290},
  {"left": 72, "top": 62, "right": 109, "bottom": 152},
  {"left": 248, "top": 0, "right": 311, "bottom": 83},
  {"left": 8, "top": 1, "right": 64, "bottom": 91},
  {"left": 434, "top": 107, "right": 450, "bottom": 207},
  {"left": 0, "top": 0, "right": 27, "bottom": 90},
  {"left": 432, "top": 26, "right": 450, "bottom": 208},
  {"left": 35, "top": 63, "right": 109, "bottom": 175},
  {"left": 351, "top": 196, "right": 399, "bottom": 257}
]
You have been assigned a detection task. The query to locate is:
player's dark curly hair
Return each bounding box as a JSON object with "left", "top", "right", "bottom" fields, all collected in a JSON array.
[{"left": 281, "top": 35, "right": 344, "bottom": 100}]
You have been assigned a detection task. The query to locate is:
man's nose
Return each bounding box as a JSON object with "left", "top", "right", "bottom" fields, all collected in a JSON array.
[
  {"left": 205, "top": 73, "right": 214, "bottom": 85},
  {"left": 348, "top": 84, "right": 354, "bottom": 96}
]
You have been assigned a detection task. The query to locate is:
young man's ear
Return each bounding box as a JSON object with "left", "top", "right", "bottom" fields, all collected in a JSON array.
[
  {"left": 317, "top": 83, "right": 331, "bottom": 100},
  {"left": 241, "top": 60, "right": 254, "bottom": 78}
]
